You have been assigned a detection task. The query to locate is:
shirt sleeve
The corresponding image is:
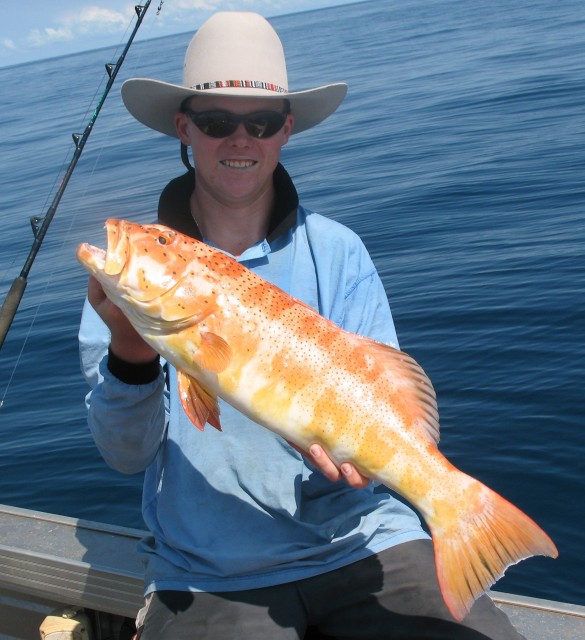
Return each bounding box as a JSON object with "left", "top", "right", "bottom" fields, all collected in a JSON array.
[
  {"left": 78, "top": 297, "right": 168, "bottom": 474},
  {"left": 342, "top": 268, "right": 400, "bottom": 350}
]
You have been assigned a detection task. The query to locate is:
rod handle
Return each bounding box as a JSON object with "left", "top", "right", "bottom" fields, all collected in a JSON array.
[{"left": 0, "top": 276, "right": 27, "bottom": 351}]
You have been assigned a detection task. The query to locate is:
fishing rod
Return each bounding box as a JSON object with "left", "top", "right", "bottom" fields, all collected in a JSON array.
[{"left": 0, "top": 1, "right": 154, "bottom": 352}]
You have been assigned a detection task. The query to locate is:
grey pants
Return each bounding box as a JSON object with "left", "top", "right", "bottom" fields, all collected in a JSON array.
[{"left": 137, "top": 540, "right": 526, "bottom": 639}]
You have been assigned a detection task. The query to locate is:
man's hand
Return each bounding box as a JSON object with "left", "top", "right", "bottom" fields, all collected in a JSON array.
[
  {"left": 87, "top": 276, "right": 158, "bottom": 363},
  {"left": 293, "top": 442, "right": 371, "bottom": 489}
]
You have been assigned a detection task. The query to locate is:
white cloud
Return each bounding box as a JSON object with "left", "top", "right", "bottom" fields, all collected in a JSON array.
[
  {"left": 64, "top": 6, "right": 130, "bottom": 34},
  {"left": 27, "top": 27, "right": 73, "bottom": 47},
  {"left": 153, "top": 0, "right": 281, "bottom": 21},
  {"left": 148, "top": 0, "right": 286, "bottom": 34},
  {"left": 1, "top": 38, "right": 16, "bottom": 51},
  {"left": 158, "top": 0, "right": 223, "bottom": 11},
  {"left": 25, "top": 5, "right": 132, "bottom": 48},
  {"left": 152, "top": 0, "right": 222, "bottom": 24}
]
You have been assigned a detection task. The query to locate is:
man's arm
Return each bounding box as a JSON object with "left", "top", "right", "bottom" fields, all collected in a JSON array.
[{"left": 79, "top": 277, "right": 168, "bottom": 474}]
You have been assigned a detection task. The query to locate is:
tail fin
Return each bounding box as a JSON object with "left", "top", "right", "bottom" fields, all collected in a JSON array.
[{"left": 429, "top": 478, "right": 558, "bottom": 621}]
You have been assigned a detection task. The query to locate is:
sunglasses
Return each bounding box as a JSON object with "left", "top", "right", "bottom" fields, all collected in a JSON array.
[{"left": 183, "top": 108, "right": 289, "bottom": 139}]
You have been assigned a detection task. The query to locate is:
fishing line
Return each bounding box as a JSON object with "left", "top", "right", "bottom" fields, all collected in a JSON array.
[
  {"left": 60, "top": 0, "right": 162, "bottom": 239},
  {"left": 0, "top": 1, "right": 158, "bottom": 407},
  {"left": 56, "top": 0, "right": 166, "bottom": 271}
]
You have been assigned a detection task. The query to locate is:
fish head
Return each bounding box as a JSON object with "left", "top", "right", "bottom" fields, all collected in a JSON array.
[{"left": 76, "top": 218, "right": 223, "bottom": 326}]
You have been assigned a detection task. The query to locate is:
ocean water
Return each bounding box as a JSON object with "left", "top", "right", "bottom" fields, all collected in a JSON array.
[{"left": 0, "top": 0, "right": 583, "bottom": 607}]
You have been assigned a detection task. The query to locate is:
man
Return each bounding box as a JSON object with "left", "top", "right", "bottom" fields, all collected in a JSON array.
[{"left": 80, "top": 11, "right": 526, "bottom": 639}]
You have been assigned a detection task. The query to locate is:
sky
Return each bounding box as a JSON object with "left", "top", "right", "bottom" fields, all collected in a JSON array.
[{"left": 1, "top": 0, "right": 358, "bottom": 69}]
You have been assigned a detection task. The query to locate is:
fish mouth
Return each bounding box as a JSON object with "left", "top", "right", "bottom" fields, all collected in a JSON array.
[
  {"left": 76, "top": 242, "right": 107, "bottom": 275},
  {"left": 77, "top": 219, "right": 129, "bottom": 277}
]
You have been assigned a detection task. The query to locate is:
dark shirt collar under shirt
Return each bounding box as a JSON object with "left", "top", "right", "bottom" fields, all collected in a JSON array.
[{"left": 157, "top": 163, "right": 299, "bottom": 243}]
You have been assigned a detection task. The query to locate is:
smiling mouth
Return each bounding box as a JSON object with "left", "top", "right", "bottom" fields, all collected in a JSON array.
[{"left": 221, "top": 160, "right": 257, "bottom": 169}]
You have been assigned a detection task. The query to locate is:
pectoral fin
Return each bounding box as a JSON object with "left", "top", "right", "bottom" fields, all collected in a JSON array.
[
  {"left": 195, "top": 331, "right": 233, "bottom": 373},
  {"left": 178, "top": 371, "right": 222, "bottom": 431}
]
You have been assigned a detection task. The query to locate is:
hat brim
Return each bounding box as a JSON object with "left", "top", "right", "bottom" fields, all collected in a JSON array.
[{"left": 121, "top": 78, "right": 348, "bottom": 138}]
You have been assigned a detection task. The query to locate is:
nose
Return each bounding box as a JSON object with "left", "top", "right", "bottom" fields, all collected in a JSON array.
[{"left": 227, "top": 122, "right": 253, "bottom": 142}]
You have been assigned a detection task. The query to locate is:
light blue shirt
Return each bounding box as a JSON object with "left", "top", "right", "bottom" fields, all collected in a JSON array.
[{"left": 79, "top": 204, "right": 428, "bottom": 595}]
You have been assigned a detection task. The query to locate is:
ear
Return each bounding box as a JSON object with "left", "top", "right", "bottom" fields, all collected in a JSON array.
[
  {"left": 282, "top": 113, "right": 295, "bottom": 144},
  {"left": 174, "top": 112, "right": 192, "bottom": 145}
]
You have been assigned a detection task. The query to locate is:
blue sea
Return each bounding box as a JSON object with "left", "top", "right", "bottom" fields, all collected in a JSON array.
[{"left": 0, "top": 0, "right": 583, "bottom": 608}]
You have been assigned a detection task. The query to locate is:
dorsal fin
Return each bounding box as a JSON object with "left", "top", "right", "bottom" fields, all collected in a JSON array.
[{"left": 356, "top": 337, "right": 440, "bottom": 445}]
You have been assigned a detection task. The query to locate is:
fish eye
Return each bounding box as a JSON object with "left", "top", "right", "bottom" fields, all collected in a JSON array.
[{"left": 157, "top": 231, "right": 175, "bottom": 245}]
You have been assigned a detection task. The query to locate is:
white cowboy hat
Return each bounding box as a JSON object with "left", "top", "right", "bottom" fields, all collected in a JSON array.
[{"left": 121, "top": 11, "right": 347, "bottom": 137}]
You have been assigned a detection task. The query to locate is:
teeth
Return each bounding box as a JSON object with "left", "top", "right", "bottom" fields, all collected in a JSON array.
[{"left": 222, "top": 160, "right": 255, "bottom": 168}]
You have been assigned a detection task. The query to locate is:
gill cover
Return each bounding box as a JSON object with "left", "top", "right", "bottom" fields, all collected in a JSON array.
[
  {"left": 103, "top": 219, "right": 225, "bottom": 325},
  {"left": 104, "top": 220, "right": 187, "bottom": 304}
]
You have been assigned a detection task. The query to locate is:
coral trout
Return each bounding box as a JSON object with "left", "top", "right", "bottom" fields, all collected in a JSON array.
[{"left": 77, "top": 219, "right": 557, "bottom": 620}]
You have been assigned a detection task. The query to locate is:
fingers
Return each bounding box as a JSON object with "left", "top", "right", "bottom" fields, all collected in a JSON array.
[
  {"left": 86, "top": 277, "right": 125, "bottom": 326},
  {"left": 339, "top": 460, "right": 371, "bottom": 489},
  {"left": 87, "top": 276, "right": 107, "bottom": 307},
  {"left": 306, "top": 443, "right": 371, "bottom": 489},
  {"left": 85, "top": 276, "right": 158, "bottom": 363}
]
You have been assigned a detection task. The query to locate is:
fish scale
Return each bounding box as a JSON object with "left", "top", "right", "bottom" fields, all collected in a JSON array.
[{"left": 77, "top": 219, "right": 558, "bottom": 621}]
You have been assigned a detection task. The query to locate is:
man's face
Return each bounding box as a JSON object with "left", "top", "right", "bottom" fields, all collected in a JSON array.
[{"left": 174, "top": 95, "right": 294, "bottom": 209}]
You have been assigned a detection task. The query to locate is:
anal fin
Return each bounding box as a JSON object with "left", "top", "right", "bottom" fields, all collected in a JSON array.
[{"left": 178, "top": 371, "right": 222, "bottom": 431}]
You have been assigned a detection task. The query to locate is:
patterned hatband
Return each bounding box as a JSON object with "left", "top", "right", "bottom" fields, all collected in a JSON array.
[{"left": 191, "top": 80, "right": 287, "bottom": 93}]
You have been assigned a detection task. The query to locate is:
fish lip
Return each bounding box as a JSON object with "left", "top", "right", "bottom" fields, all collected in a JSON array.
[
  {"left": 77, "top": 218, "right": 127, "bottom": 275},
  {"left": 76, "top": 243, "right": 106, "bottom": 273}
]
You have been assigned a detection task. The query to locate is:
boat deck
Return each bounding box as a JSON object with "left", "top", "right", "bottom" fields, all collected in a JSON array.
[{"left": 0, "top": 505, "right": 583, "bottom": 639}]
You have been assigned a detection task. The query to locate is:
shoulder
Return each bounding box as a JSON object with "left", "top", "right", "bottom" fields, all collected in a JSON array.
[
  {"left": 292, "top": 205, "right": 396, "bottom": 344},
  {"left": 298, "top": 205, "right": 377, "bottom": 279},
  {"left": 301, "top": 206, "right": 363, "bottom": 240},
  {"left": 300, "top": 206, "right": 374, "bottom": 264}
]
